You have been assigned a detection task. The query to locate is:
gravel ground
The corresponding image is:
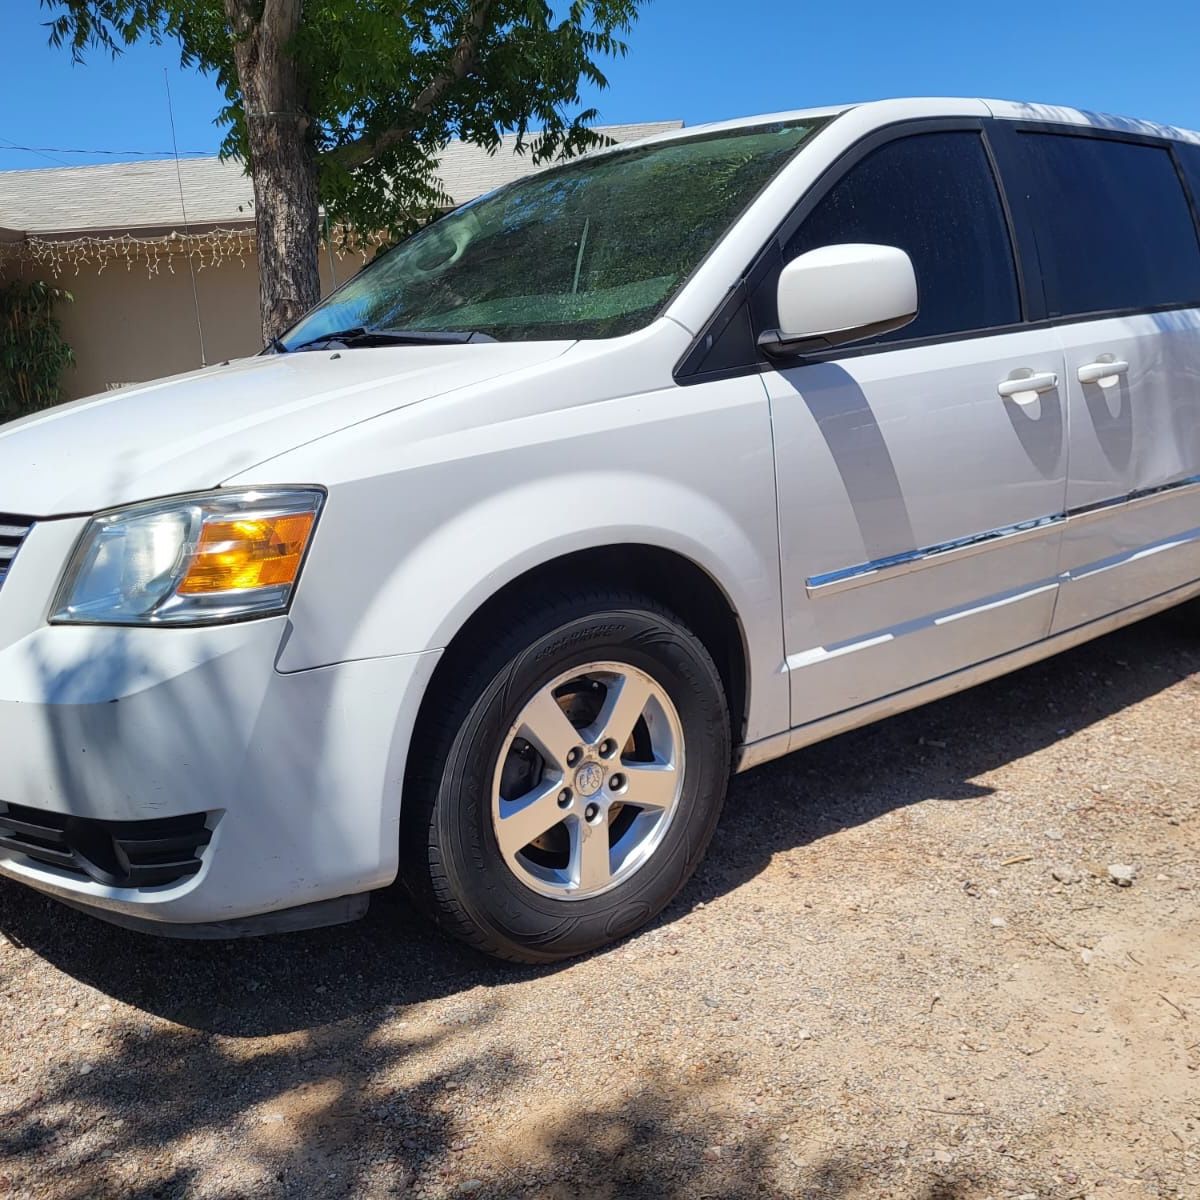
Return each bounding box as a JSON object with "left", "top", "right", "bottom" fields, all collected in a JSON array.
[{"left": 2, "top": 609, "right": 1199, "bottom": 1200}]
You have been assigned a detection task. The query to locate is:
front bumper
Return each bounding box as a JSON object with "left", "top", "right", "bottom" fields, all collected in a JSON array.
[{"left": 0, "top": 519, "right": 441, "bottom": 928}]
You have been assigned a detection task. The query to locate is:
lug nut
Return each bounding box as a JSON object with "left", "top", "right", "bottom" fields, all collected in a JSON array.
[
  {"left": 566, "top": 747, "right": 583, "bottom": 768},
  {"left": 557, "top": 788, "right": 573, "bottom": 808},
  {"left": 598, "top": 738, "right": 617, "bottom": 759},
  {"left": 608, "top": 773, "right": 625, "bottom": 792},
  {"left": 584, "top": 802, "right": 600, "bottom": 822}
]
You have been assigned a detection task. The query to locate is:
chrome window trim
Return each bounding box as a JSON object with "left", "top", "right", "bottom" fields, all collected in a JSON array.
[{"left": 806, "top": 473, "right": 1200, "bottom": 596}]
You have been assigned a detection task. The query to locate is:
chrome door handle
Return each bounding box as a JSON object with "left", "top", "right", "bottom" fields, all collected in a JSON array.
[
  {"left": 1077, "top": 359, "right": 1130, "bottom": 385},
  {"left": 998, "top": 371, "right": 1059, "bottom": 402}
]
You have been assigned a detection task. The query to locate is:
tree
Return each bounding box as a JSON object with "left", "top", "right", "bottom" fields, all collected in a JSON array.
[
  {"left": 0, "top": 280, "right": 75, "bottom": 419},
  {"left": 42, "top": 1, "right": 643, "bottom": 342}
]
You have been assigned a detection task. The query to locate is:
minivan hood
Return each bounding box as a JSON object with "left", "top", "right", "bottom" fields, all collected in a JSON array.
[{"left": 0, "top": 342, "right": 571, "bottom": 515}]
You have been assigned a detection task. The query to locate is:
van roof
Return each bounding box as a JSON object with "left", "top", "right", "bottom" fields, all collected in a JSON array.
[{"left": 620, "top": 97, "right": 1200, "bottom": 150}]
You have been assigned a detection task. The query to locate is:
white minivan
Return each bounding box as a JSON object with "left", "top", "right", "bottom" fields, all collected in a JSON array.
[{"left": 3, "top": 97, "right": 1200, "bottom": 961}]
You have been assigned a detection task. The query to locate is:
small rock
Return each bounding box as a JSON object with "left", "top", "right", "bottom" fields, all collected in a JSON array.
[
  {"left": 1080, "top": 948, "right": 1094, "bottom": 966},
  {"left": 1052, "top": 865, "right": 1082, "bottom": 884},
  {"left": 795, "top": 1028, "right": 813, "bottom": 1040},
  {"left": 1045, "top": 829, "right": 1064, "bottom": 841},
  {"left": 78, "top": 1064, "right": 93, "bottom": 1076},
  {"left": 989, "top": 916, "right": 1007, "bottom": 928},
  {"left": 1108, "top": 863, "right": 1137, "bottom": 887},
  {"left": 455, "top": 1182, "right": 483, "bottom": 1195},
  {"left": 702, "top": 1146, "right": 724, "bottom": 1162}
]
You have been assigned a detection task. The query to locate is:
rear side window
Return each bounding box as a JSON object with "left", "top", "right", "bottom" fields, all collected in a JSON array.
[
  {"left": 785, "top": 131, "right": 1021, "bottom": 344},
  {"left": 1015, "top": 133, "right": 1200, "bottom": 318}
]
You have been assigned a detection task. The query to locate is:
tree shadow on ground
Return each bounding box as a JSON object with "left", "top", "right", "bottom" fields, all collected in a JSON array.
[
  {"left": 0, "top": 1000, "right": 983, "bottom": 1199},
  {"left": 1, "top": 607, "right": 1195, "bottom": 1043}
]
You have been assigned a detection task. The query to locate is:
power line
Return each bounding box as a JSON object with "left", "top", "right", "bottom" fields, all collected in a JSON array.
[
  {"left": 0, "top": 135, "right": 69, "bottom": 166},
  {"left": 0, "top": 139, "right": 214, "bottom": 159}
]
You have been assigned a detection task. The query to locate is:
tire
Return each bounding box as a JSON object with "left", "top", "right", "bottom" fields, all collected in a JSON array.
[{"left": 399, "top": 587, "right": 731, "bottom": 963}]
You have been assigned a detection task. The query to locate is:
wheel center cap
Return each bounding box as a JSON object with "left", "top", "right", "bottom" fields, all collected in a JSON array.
[{"left": 574, "top": 761, "right": 605, "bottom": 797}]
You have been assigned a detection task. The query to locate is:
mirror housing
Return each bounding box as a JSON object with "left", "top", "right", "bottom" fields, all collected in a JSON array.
[{"left": 759, "top": 243, "right": 918, "bottom": 357}]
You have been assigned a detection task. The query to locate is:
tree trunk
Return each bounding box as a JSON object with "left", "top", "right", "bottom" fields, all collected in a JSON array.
[{"left": 226, "top": 0, "right": 321, "bottom": 344}]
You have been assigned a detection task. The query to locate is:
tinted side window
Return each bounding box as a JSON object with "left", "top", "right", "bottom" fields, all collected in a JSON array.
[
  {"left": 785, "top": 131, "right": 1021, "bottom": 344},
  {"left": 1016, "top": 133, "right": 1200, "bottom": 318}
]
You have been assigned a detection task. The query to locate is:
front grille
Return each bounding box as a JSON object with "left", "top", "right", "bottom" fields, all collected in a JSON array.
[
  {"left": 0, "top": 803, "right": 213, "bottom": 888},
  {"left": 0, "top": 515, "right": 33, "bottom": 591}
]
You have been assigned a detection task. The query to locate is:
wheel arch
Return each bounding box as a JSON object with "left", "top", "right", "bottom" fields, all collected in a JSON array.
[{"left": 414, "top": 543, "right": 752, "bottom": 754}]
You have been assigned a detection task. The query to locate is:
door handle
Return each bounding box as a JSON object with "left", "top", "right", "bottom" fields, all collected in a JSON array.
[
  {"left": 998, "top": 371, "right": 1059, "bottom": 403},
  {"left": 1077, "top": 359, "right": 1130, "bottom": 386}
]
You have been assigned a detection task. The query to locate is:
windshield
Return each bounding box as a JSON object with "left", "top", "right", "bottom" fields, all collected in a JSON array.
[{"left": 281, "top": 118, "right": 828, "bottom": 348}]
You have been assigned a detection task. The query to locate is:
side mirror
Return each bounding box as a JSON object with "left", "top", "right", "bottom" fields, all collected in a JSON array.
[{"left": 759, "top": 243, "right": 918, "bottom": 357}]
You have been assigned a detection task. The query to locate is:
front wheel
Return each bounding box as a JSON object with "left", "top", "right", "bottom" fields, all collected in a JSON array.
[{"left": 400, "top": 591, "right": 732, "bottom": 963}]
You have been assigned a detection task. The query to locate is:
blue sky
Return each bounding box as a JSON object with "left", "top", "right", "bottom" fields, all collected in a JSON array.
[{"left": 2, "top": 0, "right": 1199, "bottom": 172}]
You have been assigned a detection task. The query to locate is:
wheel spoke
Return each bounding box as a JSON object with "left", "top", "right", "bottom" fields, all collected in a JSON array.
[
  {"left": 595, "top": 671, "right": 653, "bottom": 751},
  {"left": 621, "top": 760, "right": 678, "bottom": 812},
  {"left": 518, "top": 689, "right": 581, "bottom": 772},
  {"left": 571, "top": 816, "right": 612, "bottom": 892},
  {"left": 492, "top": 658, "right": 686, "bottom": 901},
  {"left": 496, "top": 779, "right": 566, "bottom": 856}
]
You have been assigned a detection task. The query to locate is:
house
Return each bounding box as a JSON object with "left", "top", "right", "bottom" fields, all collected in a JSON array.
[{"left": 0, "top": 122, "right": 680, "bottom": 400}]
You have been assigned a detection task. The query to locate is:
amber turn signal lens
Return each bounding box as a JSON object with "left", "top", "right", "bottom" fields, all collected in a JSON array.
[{"left": 177, "top": 513, "right": 316, "bottom": 595}]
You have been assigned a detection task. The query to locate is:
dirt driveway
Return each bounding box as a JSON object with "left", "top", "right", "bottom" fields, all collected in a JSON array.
[{"left": 2, "top": 610, "right": 1198, "bottom": 1200}]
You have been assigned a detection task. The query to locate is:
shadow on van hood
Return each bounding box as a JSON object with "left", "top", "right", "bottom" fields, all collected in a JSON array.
[{"left": 0, "top": 341, "right": 573, "bottom": 515}]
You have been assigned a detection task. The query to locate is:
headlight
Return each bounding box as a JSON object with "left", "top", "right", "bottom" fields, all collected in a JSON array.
[{"left": 51, "top": 488, "right": 325, "bottom": 626}]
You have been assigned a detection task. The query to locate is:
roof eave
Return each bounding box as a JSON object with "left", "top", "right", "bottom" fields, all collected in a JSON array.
[{"left": 16, "top": 217, "right": 257, "bottom": 240}]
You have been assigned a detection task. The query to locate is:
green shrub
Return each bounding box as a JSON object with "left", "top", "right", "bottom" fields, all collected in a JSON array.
[{"left": 0, "top": 279, "right": 74, "bottom": 421}]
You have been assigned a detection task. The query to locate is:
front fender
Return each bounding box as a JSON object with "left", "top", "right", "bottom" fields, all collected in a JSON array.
[{"left": 233, "top": 372, "right": 789, "bottom": 744}]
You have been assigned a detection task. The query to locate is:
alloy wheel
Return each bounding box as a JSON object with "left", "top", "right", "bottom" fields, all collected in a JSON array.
[{"left": 490, "top": 661, "right": 685, "bottom": 900}]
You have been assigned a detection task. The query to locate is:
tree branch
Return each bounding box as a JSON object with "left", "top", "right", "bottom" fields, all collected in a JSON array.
[{"left": 328, "top": 0, "right": 494, "bottom": 169}]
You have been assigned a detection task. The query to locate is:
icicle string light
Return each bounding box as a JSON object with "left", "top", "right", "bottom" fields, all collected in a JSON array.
[{"left": 0, "top": 227, "right": 374, "bottom": 278}]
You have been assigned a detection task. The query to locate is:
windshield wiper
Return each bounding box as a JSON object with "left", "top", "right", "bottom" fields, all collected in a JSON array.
[{"left": 289, "top": 326, "right": 496, "bottom": 351}]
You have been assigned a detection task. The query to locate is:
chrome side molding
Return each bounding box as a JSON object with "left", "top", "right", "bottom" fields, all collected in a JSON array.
[
  {"left": 807, "top": 514, "right": 1062, "bottom": 595},
  {"left": 807, "top": 473, "right": 1200, "bottom": 596},
  {"left": 738, "top": 571, "right": 1200, "bottom": 773}
]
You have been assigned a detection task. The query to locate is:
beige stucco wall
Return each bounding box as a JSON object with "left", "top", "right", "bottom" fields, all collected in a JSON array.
[{"left": 2, "top": 247, "right": 351, "bottom": 400}]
